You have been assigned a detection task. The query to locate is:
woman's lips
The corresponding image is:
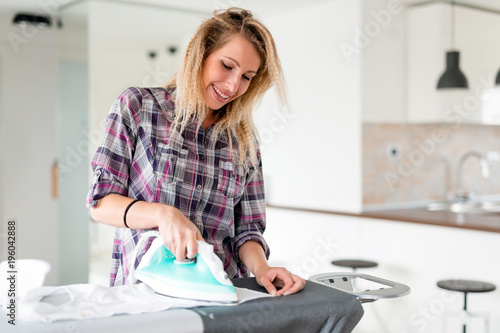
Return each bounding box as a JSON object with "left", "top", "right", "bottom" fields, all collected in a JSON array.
[{"left": 212, "top": 84, "right": 231, "bottom": 101}]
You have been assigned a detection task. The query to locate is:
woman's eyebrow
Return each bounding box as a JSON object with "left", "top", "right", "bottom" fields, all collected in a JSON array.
[{"left": 224, "top": 56, "right": 258, "bottom": 74}]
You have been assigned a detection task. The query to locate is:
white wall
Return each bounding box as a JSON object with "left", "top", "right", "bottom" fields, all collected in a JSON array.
[
  {"left": 255, "top": 0, "right": 363, "bottom": 213},
  {"left": 57, "top": 0, "right": 90, "bottom": 286},
  {"left": 0, "top": 53, "right": 3, "bottom": 260},
  {"left": 88, "top": 0, "right": 201, "bottom": 156},
  {"left": 58, "top": 62, "right": 90, "bottom": 285},
  {"left": 360, "top": 0, "right": 406, "bottom": 123},
  {"left": 0, "top": 14, "right": 60, "bottom": 285},
  {"left": 0, "top": 54, "right": 3, "bottom": 262},
  {"left": 0, "top": 4, "right": 91, "bottom": 285},
  {"left": 265, "top": 207, "right": 500, "bottom": 333}
]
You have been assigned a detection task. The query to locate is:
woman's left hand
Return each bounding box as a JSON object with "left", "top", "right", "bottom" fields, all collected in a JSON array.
[{"left": 254, "top": 266, "right": 306, "bottom": 296}]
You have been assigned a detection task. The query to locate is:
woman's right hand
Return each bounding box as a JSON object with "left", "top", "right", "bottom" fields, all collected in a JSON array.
[{"left": 157, "top": 205, "right": 205, "bottom": 261}]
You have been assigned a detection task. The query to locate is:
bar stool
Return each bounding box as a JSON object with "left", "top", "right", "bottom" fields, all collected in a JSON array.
[
  {"left": 437, "top": 279, "right": 496, "bottom": 333},
  {"left": 331, "top": 259, "right": 378, "bottom": 272}
]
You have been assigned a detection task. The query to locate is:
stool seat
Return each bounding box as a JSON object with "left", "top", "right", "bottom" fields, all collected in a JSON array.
[
  {"left": 437, "top": 279, "right": 496, "bottom": 294},
  {"left": 437, "top": 279, "right": 496, "bottom": 332},
  {"left": 331, "top": 259, "right": 378, "bottom": 269}
]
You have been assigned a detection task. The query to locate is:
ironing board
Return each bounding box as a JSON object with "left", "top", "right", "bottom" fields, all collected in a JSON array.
[
  {"left": 195, "top": 277, "right": 364, "bottom": 333},
  {"left": 0, "top": 277, "right": 363, "bottom": 333}
]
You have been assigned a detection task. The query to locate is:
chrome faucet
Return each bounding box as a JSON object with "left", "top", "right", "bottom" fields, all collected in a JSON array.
[{"left": 455, "top": 151, "right": 490, "bottom": 203}]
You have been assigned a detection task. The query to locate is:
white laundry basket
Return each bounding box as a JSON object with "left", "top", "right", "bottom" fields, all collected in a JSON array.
[{"left": 0, "top": 259, "right": 51, "bottom": 307}]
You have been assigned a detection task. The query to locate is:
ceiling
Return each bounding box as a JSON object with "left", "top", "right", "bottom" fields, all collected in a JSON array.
[
  {"left": 3, "top": 0, "right": 500, "bottom": 18},
  {"left": 0, "top": 0, "right": 329, "bottom": 17}
]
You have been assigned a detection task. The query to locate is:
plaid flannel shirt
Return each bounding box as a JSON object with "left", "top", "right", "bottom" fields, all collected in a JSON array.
[{"left": 86, "top": 87, "right": 269, "bottom": 286}]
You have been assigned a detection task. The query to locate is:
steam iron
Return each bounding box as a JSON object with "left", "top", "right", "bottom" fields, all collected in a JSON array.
[{"left": 128, "top": 231, "right": 238, "bottom": 303}]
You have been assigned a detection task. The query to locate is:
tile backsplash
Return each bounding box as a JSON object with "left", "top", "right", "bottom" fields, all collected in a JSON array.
[{"left": 363, "top": 123, "right": 500, "bottom": 208}]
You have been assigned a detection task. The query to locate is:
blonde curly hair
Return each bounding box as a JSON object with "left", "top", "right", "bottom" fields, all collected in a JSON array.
[{"left": 165, "top": 7, "right": 287, "bottom": 168}]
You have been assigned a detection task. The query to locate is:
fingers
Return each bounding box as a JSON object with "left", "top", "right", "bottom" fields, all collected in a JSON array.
[
  {"left": 186, "top": 236, "right": 198, "bottom": 259},
  {"left": 173, "top": 242, "right": 187, "bottom": 261},
  {"left": 257, "top": 275, "right": 278, "bottom": 296},
  {"left": 196, "top": 232, "right": 205, "bottom": 242},
  {"left": 157, "top": 207, "right": 203, "bottom": 261},
  {"left": 256, "top": 267, "right": 306, "bottom": 297},
  {"left": 173, "top": 229, "right": 198, "bottom": 260},
  {"left": 274, "top": 272, "right": 295, "bottom": 296},
  {"left": 280, "top": 274, "right": 306, "bottom": 296}
]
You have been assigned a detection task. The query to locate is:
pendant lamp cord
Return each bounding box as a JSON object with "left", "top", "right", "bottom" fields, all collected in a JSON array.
[{"left": 451, "top": 0, "right": 455, "bottom": 49}]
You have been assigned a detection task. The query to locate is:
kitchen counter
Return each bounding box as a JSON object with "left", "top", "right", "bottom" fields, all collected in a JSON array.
[
  {"left": 268, "top": 204, "right": 500, "bottom": 233},
  {"left": 361, "top": 208, "right": 500, "bottom": 233}
]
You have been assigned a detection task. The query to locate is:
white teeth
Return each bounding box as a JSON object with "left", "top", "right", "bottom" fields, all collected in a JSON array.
[{"left": 213, "top": 85, "right": 230, "bottom": 100}]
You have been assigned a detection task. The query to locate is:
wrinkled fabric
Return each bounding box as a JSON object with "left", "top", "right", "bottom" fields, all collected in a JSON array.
[{"left": 14, "top": 283, "right": 269, "bottom": 322}]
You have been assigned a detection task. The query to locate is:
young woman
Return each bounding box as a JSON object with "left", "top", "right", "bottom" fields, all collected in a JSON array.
[{"left": 87, "top": 7, "right": 305, "bottom": 297}]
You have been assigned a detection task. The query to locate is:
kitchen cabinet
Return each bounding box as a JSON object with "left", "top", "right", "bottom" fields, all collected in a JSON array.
[
  {"left": 265, "top": 206, "right": 500, "bottom": 333},
  {"left": 406, "top": 3, "right": 500, "bottom": 124}
]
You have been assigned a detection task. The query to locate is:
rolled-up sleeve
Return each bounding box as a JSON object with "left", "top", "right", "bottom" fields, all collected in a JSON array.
[
  {"left": 232, "top": 154, "right": 270, "bottom": 265},
  {"left": 86, "top": 88, "right": 141, "bottom": 208}
]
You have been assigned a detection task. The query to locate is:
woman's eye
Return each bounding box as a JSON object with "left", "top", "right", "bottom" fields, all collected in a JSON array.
[
  {"left": 221, "top": 61, "right": 231, "bottom": 70},
  {"left": 242, "top": 75, "right": 251, "bottom": 81}
]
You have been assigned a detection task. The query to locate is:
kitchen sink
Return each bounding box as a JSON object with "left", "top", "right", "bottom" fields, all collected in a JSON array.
[{"left": 427, "top": 201, "right": 500, "bottom": 214}]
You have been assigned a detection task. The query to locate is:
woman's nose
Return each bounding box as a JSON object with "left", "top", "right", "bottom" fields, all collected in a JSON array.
[{"left": 225, "top": 74, "right": 239, "bottom": 94}]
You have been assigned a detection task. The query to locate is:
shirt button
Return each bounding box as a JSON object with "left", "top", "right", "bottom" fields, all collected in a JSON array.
[{"left": 196, "top": 184, "right": 202, "bottom": 190}]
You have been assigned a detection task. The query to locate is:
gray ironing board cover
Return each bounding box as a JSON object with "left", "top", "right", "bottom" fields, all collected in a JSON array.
[{"left": 193, "top": 277, "right": 364, "bottom": 333}]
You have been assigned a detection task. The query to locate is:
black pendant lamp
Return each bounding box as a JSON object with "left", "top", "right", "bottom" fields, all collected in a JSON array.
[{"left": 437, "top": 0, "right": 468, "bottom": 89}]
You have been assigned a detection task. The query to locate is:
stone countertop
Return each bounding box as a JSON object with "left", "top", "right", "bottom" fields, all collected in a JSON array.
[
  {"left": 360, "top": 208, "right": 500, "bottom": 233},
  {"left": 267, "top": 204, "right": 500, "bottom": 233}
]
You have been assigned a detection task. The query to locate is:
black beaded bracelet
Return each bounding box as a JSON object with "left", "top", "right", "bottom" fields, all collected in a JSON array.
[{"left": 123, "top": 199, "right": 139, "bottom": 228}]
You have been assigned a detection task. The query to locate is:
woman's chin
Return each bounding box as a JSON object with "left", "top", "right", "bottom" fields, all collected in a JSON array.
[{"left": 206, "top": 100, "right": 226, "bottom": 111}]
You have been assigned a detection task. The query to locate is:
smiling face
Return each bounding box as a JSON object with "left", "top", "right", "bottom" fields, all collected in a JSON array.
[{"left": 202, "top": 34, "right": 261, "bottom": 112}]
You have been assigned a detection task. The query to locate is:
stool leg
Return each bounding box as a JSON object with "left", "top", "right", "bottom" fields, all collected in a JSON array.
[
  {"left": 463, "top": 292, "right": 467, "bottom": 333},
  {"left": 351, "top": 267, "right": 357, "bottom": 289}
]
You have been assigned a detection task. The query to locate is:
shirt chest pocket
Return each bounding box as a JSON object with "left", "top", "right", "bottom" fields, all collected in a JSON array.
[
  {"left": 154, "top": 142, "right": 188, "bottom": 184},
  {"left": 217, "top": 161, "right": 243, "bottom": 199}
]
